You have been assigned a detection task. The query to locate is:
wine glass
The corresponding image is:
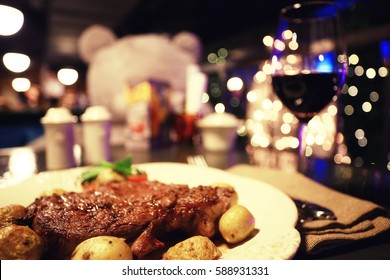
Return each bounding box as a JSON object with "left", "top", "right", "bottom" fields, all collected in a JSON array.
[{"left": 270, "top": 1, "right": 348, "bottom": 173}]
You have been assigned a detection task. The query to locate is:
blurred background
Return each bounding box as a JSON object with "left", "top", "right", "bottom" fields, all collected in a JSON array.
[{"left": 0, "top": 0, "right": 389, "bottom": 172}]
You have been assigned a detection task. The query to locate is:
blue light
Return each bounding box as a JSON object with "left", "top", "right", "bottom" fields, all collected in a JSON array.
[
  {"left": 314, "top": 52, "right": 335, "bottom": 73},
  {"left": 379, "top": 40, "right": 390, "bottom": 60}
]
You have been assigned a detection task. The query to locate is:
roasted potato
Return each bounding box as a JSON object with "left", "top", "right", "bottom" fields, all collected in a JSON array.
[
  {"left": 0, "top": 204, "right": 26, "bottom": 227},
  {"left": 218, "top": 205, "right": 255, "bottom": 244},
  {"left": 163, "top": 235, "right": 221, "bottom": 260},
  {"left": 0, "top": 224, "right": 44, "bottom": 260},
  {"left": 71, "top": 236, "right": 133, "bottom": 260}
]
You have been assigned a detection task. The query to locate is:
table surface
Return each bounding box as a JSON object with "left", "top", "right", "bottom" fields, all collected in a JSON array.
[{"left": 1, "top": 142, "right": 390, "bottom": 260}]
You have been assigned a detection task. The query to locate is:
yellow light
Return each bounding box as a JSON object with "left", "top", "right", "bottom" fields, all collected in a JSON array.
[
  {"left": 290, "top": 137, "right": 299, "bottom": 148},
  {"left": 355, "top": 129, "right": 365, "bottom": 140},
  {"left": 273, "top": 39, "right": 285, "bottom": 51},
  {"left": 338, "top": 54, "right": 348, "bottom": 64},
  {"left": 215, "top": 103, "right": 225, "bottom": 113},
  {"left": 226, "top": 77, "right": 243, "bottom": 92},
  {"left": 322, "top": 140, "right": 333, "bottom": 151},
  {"left": 246, "top": 91, "right": 258, "bottom": 103},
  {"left": 262, "top": 99, "right": 273, "bottom": 110},
  {"left": 12, "top": 78, "right": 31, "bottom": 92},
  {"left": 262, "top": 62, "right": 274, "bottom": 75},
  {"left": 378, "top": 67, "right": 388, "bottom": 77},
  {"left": 57, "top": 68, "right": 79, "bottom": 86},
  {"left": 362, "top": 102, "right": 372, "bottom": 112},
  {"left": 282, "top": 30, "right": 293, "bottom": 40},
  {"left": 281, "top": 123, "right": 291, "bottom": 134},
  {"left": 262, "top": 35, "right": 274, "bottom": 47},
  {"left": 342, "top": 156, "right": 352, "bottom": 164},
  {"left": 349, "top": 54, "right": 359, "bottom": 65},
  {"left": 207, "top": 53, "right": 218, "bottom": 63},
  {"left": 286, "top": 54, "right": 299, "bottom": 64},
  {"left": 201, "top": 92, "right": 209, "bottom": 103},
  {"left": 274, "top": 137, "right": 299, "bottom": 150},
  {"left": 251, "top": 134, "right": 270, "bottom": 148},
  {"left": 333, "top": 154, "right": 352, "bottom": 164},
  {"left": 327, "top": 105, "right": 338, "bottom": 116},
  {"left": 2, "top": 53, "right": 30, "bottom": 73},
  {"left": 288, "top": 41, "right": 298, "bottom": 50},
  {"left": 253, "top": 122, "right": 263, "bottom": 132},
  {"left": 217, "top": 48, "right": 228, "bottom": 58},
  {"left": 275, "top": 136, "right": 299, "bottom": 151},
  {"left": 315, "top": 134, "right": 325, "bottom": 145},
  {"left": 0, "top": 5, "right": 24, "bottom": 36},
  {"left": 216, "top": 57, "right": 226, "bottom": 65},
  {"left": 366, "top": 68, "right": 376, "bottom": 79},
  {"left": 273, "top": 100, "right": 283, "bottom": 111},
  {"left": 293, "top": 3, "right": 302, "bottom": 9},
  {"left": 348, "top": 86, "right": 358, "bottom": 97},
  {"left": 282, "top": 112, "right": 294, "bottom": 123},
  {"left": 254, "top": 71, "right": 267, "bottom": 83},
  {"left": 306, "top": 133, "right": 315, "bottom": 146},
  {"left": 254, "top": 110, "right": 265, "bottom": 121},
  {"left": 305, "top": 146, "right": 313, "bottom": 157}
]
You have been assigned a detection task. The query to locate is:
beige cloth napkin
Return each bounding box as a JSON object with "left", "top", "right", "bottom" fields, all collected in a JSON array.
[{"left": 227, "top": 164, "right": 390, "bottom": 254}]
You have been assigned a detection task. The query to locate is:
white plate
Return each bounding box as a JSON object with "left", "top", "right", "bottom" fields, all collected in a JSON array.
[{"left": 0, "top": 162, "right": 300, "bottom": 260}]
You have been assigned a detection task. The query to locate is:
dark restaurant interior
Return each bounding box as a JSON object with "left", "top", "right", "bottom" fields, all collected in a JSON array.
[{"left": 1, "top": 0, "right": 390, "bottom": 262}]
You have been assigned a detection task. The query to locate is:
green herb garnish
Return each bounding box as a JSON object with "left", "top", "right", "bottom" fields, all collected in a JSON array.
[{"left": 80, "top": 157, "right": 133, "bottom": 184}]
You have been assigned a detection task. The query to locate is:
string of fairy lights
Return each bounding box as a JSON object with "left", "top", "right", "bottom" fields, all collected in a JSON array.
[{"left": 203, "top": 36, "right": 390, "bottom": 171}]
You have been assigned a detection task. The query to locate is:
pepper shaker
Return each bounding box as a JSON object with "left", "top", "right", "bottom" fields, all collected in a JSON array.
[
  {"left": 81, "top": 106, "right": 112, "bottom": 165},
  {"left": 40, "top": 107, "right": 78, "bottom": 170}
]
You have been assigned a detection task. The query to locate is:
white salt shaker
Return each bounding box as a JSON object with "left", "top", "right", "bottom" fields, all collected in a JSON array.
[
  {"left": 81, "top": 106, "right": 112, "bottom": 165},
  {"left": 196, "top": 112, "right": 240, "bottom": 152},
  {"left": 41, "top": 107, "right": 78, "bottom": 170}
]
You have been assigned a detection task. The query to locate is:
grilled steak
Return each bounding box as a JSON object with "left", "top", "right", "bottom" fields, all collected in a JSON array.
[{"left": 23, "top": 180, "right": 236, "bottom": 259}]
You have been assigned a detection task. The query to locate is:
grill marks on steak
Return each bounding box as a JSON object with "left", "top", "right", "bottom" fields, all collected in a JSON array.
[{"left": 25, "top": 180, "right": 235, "bottom": 259}]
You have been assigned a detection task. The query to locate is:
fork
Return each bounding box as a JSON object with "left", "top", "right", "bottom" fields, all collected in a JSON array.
[
  {"left": 186, "top": 154, "right": 336, "bottom": 224},
  {"left": 186, "top": 154, "right": 208, "bottom": 167}
]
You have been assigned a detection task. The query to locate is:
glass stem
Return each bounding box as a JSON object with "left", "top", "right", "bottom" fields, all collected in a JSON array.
[{"left": 297, "top": 121, "right": 308, "bottom": 174}]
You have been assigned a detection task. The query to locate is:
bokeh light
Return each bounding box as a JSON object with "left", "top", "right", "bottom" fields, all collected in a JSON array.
[
  {"left": 12, "top": 77, "right": 31, "bottom": 92},
  {"left": 2, "top": 53, "right": 31, "bottom": 73},
  {"left": 57, "top": 68, "right": 79, "bottom": 86},
  {"left": 0, "top": 5, "right": 24, "bottom": 36},
  {"left": 226, "top": 77, "right": 243, "bottom": 92}
]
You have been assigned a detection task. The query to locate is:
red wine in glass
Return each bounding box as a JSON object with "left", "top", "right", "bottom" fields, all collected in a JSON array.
[
  {"left": 270, "top": 1, "right": 348, "bottom": 172},
  {"left": 272, "top": 72, "right": 342, "bottom": 123}
]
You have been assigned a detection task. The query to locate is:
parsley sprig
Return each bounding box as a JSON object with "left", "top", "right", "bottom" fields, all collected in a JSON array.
[{"left": 80, "top": 157, "right": 134, "bottom": 184}]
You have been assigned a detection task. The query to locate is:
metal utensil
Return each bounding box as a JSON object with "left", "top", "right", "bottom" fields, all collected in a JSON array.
[{"left": 294, "top": 199, "right": 336, "bottom": 224}]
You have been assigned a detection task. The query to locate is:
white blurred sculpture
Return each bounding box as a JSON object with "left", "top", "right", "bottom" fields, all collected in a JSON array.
[{"left": 78, "top": 25, "right": 202, "bottom": 121}]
